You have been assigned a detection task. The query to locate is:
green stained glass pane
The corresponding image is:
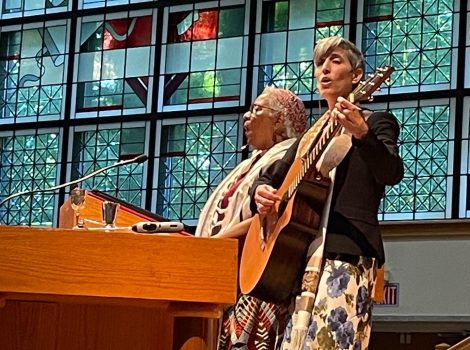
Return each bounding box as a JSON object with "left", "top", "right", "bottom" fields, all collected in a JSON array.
[
  {"left": 157, "top": 119, "right": 240, "bottom": 222},
  {"left": 380, "top": 103, "right": 451, "bottom": 219},
  {"left": 121, "top": 128, "right": 145, "bottom": 156},
  {"left": 315, "top": 25, "right": 343, "bottom": 39},
  {"left": 362, "top": 0, "right": 455, "bottom": 88},
  {"left": 215, "top": 69, "right": 242, "bottom": 99},
  {"left": 188, "top": 71, "right": 217, "bottom": 100},
  {"left": 218, "top": 7, "right": 245, "bottom": 38},
  {"left": 316, "top": 0, "right": 344, "bottom": 23},
  {"left": 0, "top": 132, "right": 59, "bottom": 226},
  {"left": 262, "top": 1, "right": 289, "bottom": 33},
  {"left": 71, "top": 127, "right": 145, "bottom": 206},
  {"left": 365, "top": 0, "right": 393, "bottom": 18}
]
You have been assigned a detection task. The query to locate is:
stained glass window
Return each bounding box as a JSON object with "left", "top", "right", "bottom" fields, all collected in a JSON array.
[
  {"left": 159, "top": 3, "right": 248, "bottom": 111},
  {"left": 74, "top": 10, "right": 154, "bottom": 118},
  {"left": 0, "top": 130, "right": 61, "bottom": 226},
  {"left": 361, "top": 0, "right": 457, "bottom": 92},
  {"left": 154, "top": 116, "right": 241, "bottom": 224},
  {"left": 0, "top": 0, "right": 69, "bottom": 19},
  {"left": 376, "top": 99, "right": 454, "bottom": 220},
  {"left": 255, "top": 0, "right": 346, "bottom": 100},
  {"left": 0, "top": 0, "right": 468, "bottom": 227},
  {"left": 0, "top": 21, "right": 69, "bottom": 123},
  {"left": 70, "top": 123, "right": 147, "bottom": 206}
]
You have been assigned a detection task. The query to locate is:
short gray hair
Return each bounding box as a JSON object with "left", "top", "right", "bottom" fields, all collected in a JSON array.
[{"left": 313, "top": 36, "right": 364, "bottom": 71}]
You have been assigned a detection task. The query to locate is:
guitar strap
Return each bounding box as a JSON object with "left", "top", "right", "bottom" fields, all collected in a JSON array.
[{"left": 288, "top": 112, "right": 352, "bottom": 349}]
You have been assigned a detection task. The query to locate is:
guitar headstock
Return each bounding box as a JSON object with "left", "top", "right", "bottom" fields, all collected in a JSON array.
[{"left": 353, "top": 65, "right": 395, "bottom": 103}]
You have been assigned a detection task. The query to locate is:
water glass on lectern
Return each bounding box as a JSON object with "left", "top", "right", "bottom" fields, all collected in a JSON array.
[{"left": 102, "top": 201, "right": 119, "bottom": 229}]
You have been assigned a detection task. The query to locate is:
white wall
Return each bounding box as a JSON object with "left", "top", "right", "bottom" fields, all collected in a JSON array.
[{"left": 374, "top": 237, "right": 470, "bottom": 321}]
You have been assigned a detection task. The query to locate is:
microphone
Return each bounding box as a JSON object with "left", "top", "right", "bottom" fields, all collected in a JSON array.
[
  {"left": 0, "top": 154, "right": 149, "bottom": 206},
  {"left": 131, "top": 221, "right": 184, "bottom": 234}
]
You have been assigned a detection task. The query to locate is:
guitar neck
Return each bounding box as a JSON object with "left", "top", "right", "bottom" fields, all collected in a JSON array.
[
  {"left": 285, "top": 116, "right": 342, "bottom": 200},
  {"left": 285, "top": 65, "right": 395, "bottom": 201}
]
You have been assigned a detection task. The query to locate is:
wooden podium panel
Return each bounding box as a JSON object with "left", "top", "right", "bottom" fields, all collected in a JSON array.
[{"left": 0, "top": 226, "right": 237, "bottom": 350}]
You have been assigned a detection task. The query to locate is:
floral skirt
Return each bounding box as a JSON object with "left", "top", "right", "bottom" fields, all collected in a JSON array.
[{"left": 281, "top": 257, "right": 378, "bottom": 350}]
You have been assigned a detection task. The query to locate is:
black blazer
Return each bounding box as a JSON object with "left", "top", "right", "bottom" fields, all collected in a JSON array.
[{"left": 250, "top": 111, "right": 404, "bottom": 265}]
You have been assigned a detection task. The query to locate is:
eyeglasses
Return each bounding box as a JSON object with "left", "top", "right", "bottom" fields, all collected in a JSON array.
[{"left": 249, "top": 103, "right": 279, "bottom": 114}]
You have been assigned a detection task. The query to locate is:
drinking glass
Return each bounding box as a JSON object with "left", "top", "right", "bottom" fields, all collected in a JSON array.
[
  {"left": 102, "top": 201, "right": 119, "bottom": 229},
  {"left": 70, "top": 187, "right": 86, "bottom": 229}
]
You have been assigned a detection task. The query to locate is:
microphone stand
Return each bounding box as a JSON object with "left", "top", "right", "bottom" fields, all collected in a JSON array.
[{"left": 0, "top": 154, "right": 148, "bottom": 207}]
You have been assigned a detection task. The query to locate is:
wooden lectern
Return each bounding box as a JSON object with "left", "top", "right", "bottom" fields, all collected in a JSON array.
[{"left": 0, "top": 191, "right": 237, "bottom": 350}]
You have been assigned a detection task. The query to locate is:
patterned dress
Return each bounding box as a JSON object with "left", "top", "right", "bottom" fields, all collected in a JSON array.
[{"left": 218, "top": 294, "right": 287, "bottom": 350}]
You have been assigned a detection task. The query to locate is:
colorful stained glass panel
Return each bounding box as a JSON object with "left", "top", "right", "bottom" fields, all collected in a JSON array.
[
  {"left": 161, "top": 5, "right": 247, "bottom": 110},
  {"left": 75, "top": 13, "right": 153, "bottom": 116},
  {"left": 0, "top": 22, "right": 68, "bottom": 122}
]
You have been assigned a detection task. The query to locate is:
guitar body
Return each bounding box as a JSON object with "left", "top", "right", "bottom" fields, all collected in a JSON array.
[
  {"left": 240, "top": 158, "right": 331, "bottom": 304},
  {"left": 240, "top": 65, "right": 395, "bottom": 304}
]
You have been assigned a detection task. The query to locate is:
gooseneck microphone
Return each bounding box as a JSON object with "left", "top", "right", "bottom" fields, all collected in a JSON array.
[{"left": 0, "top": 154, "right": 148, "bottom": 206}]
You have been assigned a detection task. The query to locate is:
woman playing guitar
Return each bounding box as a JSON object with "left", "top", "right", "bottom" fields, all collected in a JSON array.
[{"left": 251, "top": 36, "right": 404, "bottom": 350}]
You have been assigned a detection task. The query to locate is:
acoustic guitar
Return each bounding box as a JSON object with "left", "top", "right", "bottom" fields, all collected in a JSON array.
[{"left": 239, "top": 66, "right": 395, "bottom": 304}]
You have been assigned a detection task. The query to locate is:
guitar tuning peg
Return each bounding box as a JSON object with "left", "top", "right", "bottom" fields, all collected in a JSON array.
[
  {"left": 385, "top": 78, "right": 392, "bottom": 85},
  {"left": 368, "top": 96, "right": 374, "bottom": 102}
]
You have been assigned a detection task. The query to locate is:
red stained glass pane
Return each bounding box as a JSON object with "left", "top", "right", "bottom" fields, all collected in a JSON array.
[
  {"left": 103, "top": 16, "right": 152, "bottom": 50},
  {"left": 168, "top": 9, "right": 218, "bottom": 43}
]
